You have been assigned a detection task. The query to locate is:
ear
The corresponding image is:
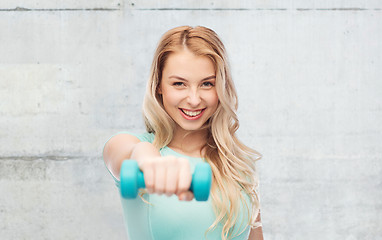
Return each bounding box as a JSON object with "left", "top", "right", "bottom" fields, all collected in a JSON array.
[{"left": 157, "top": 86, "right": 162, "bottom": 95}]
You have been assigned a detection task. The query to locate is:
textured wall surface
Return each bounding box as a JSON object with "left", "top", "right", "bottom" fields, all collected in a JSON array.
[{"left": 1, "top": 1, "right": 381, "bottom": 239}]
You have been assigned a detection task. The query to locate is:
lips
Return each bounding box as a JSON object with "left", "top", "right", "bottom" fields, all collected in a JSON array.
[
  {"left": 182, "top": 109, "right": 203, "bottom": 117},
  {"left": 179, "top": 108, "right": 205, "bottom": 120}
]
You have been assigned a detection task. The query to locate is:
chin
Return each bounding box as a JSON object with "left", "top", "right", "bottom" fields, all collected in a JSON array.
[
  {"left": 177, "top": 122, "right": 205, "bottom": 132},
  {"left": 180, "top": 126, "right": 203, "bottom": 131}
]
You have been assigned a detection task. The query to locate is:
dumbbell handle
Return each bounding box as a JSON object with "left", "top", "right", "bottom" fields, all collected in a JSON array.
[{"left": 120, "top": 160, "right": 212, "bottom": 201}]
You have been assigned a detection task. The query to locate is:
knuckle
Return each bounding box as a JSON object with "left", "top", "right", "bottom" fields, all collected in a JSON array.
[
  {"left": 179, "top": 158, "right": 190, "bottom": 168},
  {"left": 155, "top": 185, "right": 165, "bottom": 193},
  {"left": 145, "top": 183, "right": 154, "bottom": 189},
  {"left": 166, "top": 188, "right": 176, "bottom": 195},
  {"left": 177, "top": 185, "right": 188, "bottom": 193},
  {"left": 141, "top": 160, "right": 153, "bottom": 170},
  {"left": 167, "top": 156, "right": 178, "bottom": 165}
]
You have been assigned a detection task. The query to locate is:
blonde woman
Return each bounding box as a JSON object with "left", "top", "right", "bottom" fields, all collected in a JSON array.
[{"left": 103, "top": 26, "right": 263, "bottom": 240}]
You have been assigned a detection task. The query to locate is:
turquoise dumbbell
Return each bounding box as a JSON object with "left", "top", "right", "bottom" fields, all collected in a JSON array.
[{"left": 120, "top": 160, "right": 212, "bottom": 201}]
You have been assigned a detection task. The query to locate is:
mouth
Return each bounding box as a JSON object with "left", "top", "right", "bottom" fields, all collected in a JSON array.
[{"left": 179, "top": 108, "right": 205, "bottom": 120}]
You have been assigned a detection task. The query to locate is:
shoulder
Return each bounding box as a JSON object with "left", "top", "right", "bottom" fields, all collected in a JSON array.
[
  {"left": 103, "top": 132, "right": 155, "bottom": 153},
  {"left": 129, "top": 132, "right": 155, "bottom": 143},
  {"left": 110, "top": 131, "right": 155, "bottom": 143}
]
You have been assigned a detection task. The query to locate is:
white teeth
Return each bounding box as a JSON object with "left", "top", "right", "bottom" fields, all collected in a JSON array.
[{"left": 182, "top": 109, "right": 202, "bottom": 117}]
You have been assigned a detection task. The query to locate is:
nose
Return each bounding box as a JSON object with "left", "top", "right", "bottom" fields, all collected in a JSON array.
[{"left": 187, "top": 88, "right": 201, "bottom": 107}]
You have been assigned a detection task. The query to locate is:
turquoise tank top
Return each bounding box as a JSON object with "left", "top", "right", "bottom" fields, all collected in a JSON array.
[{"left": 105, "top": 132, "right": 251, "bottom": 240}]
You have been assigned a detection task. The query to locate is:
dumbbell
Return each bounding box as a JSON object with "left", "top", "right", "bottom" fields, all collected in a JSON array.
[{"left": 120, "top": 160, "right": 212, "bottom": 201}]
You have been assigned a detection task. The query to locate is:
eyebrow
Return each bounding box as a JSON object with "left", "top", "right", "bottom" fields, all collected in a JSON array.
[{"left": 169, "top": 75, "right": 216, "bottom": 81}]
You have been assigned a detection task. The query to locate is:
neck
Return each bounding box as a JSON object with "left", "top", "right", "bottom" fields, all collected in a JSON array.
[{"left": 168, "top": 127, "right": 208, "bottom": 158}]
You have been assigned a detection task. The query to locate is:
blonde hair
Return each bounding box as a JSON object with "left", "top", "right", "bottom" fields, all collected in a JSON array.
[{"left": 143, "top": 26, "right": 261, "bottom": 240}]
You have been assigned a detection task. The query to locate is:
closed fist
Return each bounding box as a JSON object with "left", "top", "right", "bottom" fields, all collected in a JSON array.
[{"left": 138, "top": 156, "right": 194, "bottom": 201}]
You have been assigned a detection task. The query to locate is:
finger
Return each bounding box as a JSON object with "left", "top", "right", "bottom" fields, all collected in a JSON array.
[
  {"left": 177, "top": 158, "right": 192, "bottom": 195},
  {"left": 165, "top": 165, "right": 178, "bottom": 196},
  {"left": 143, "top": 164, "right": 155, "bottom": 194},
  {"left": 154, "top": 164, "right": 165, "bottom": 195},
  {"left": 178, "top": 191, "right": 194, "bottom": 201}
]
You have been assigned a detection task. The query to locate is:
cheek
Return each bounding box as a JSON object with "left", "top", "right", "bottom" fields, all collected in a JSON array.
[
  {"left": 207, "top": 91, "right": 219, "bottom": 108},
  {"left": 162, "top": 90, "right": 181, "bottom": 108}
]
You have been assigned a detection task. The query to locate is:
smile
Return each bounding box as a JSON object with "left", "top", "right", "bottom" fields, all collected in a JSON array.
[{"left": 179, "top": 108, "right": 205, "bottom": 120}]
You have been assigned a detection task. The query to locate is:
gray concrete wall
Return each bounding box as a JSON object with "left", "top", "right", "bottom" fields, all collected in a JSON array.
[{"left": 1, "top": 1, "right": 381, "bottom": 239}]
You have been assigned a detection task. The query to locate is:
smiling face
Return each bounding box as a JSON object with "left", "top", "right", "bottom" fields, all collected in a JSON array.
[{"left": 159, "top": 49, "right": 219, "bottom": 133}]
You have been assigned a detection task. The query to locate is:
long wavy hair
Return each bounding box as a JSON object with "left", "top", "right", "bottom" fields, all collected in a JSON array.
[{"left": 142, "top": 26, "right": 261, "bottom": 240}]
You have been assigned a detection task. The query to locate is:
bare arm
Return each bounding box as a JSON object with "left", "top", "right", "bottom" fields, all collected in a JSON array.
[
  {"left": 103, "top": 133, "right": 193, "bottom": 200},
  {"left": 248, "top": 211, "right": 263, "bottom": 240},
  {"left": 102, "top": 133, "right": 160, "bottom": 180}
]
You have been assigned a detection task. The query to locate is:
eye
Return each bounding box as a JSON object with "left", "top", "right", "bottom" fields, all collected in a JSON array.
[
  {"left": 202, "top": 81, "right": 214, "bottom": 87},
  {"left": 173, "top": 82, "right": 185, "bottom": 87}
]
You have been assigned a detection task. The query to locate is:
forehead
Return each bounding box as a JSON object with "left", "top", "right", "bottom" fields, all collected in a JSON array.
[{"left": 162, "top": 49, "right": 215, "bottom": 79}]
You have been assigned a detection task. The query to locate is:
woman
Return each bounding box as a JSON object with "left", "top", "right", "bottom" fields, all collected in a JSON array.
[{"left": 103, "top": 26, "right": 263, "bottom": 240}]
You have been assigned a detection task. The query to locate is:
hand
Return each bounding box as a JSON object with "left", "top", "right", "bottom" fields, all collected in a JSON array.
[{"left": 138, "top": 156, "right": 194, "bottom": 201}]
